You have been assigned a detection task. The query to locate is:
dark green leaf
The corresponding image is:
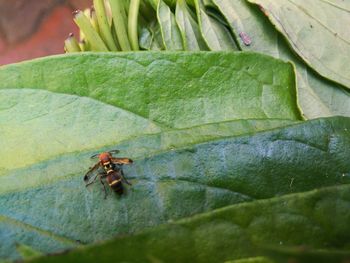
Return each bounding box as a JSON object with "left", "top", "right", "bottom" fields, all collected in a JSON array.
[
  {"left": 227, "top": 257, "right": 275, "bottom": 263},
  {"left": 0, "top": 215, "right": 75, "bottom": 261},
  {"left": 262, "top": 246, "right": 350, "bottom": 263},
  {"left": 1, "top": 115, "right": 349, "bottom": 261},
  {"left": 27, "top": 184, "right": 350, "bottom": 262}
]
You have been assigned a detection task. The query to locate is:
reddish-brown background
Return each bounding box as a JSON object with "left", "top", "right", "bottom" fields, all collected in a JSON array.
[{"left": 0, "top": 0, "right": 92, "bottom": 65}]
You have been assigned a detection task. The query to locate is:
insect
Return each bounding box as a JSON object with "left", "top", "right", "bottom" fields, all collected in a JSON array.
[
  {"left": 239, "top": 32, "right": 252, "bottom": 46},
  {"left": 84, "top": 150, "right": 133, "bottom": 198}
]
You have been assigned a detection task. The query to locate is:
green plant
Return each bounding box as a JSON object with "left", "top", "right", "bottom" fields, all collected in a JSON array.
[{"left": 0, "top": 0, "right": 349, "bottom": 262}]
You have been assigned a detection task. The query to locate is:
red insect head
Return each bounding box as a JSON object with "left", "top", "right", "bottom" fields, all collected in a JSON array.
[{"left": 99, "top": 152, "right": 112, "bottom": 164}]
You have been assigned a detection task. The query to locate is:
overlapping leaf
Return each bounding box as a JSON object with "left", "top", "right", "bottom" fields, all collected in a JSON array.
[
  {"left": 247, "top": 0, "right": 350, "bottom": 89},
  {"left": 194, "top": 0, "right": 237, "bottom": 50},
  {"left": 175, "top": 0, "right": 208, "bottom": 50},
  {"left": 27, "top": 184, "right": 350, "bottom": 263},
  {"left": 214, "top": 0, "right": 350, "bottom": 119},
  {"left": 0, "top": 52, "right": 303, "bottom": 261},
  {"left": 0, "top": 98, "right": 349, "bottom": 261},
  {"left": 65, "top": 0, "right": 350, "bottom": 119},
  {"left": 0, "top": 89, "right": 298, "bottom": 192},
  {"left": 262, "top": 246, "right": 350, "bottom": 263},
  {"left": 0, "top": 52, "right": 301, "bottom": 129},
  {"left": 157, "top": 0, "right": 184, "bottom": 50},
  {"left": 0, "top": 89, "right": 161, "bottom": 171}
]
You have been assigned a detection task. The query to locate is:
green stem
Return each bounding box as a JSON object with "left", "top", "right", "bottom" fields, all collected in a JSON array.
[
  {"left": 64, "top": 33, "right": 81, "bottom": 52},
  {"left": 93, "top": 0, "right": 118, "bottom": 51},
  {"left": 128, "top": 0, "right": 141, "bottom": 50},
  {"left": 109, "top": 0, "right": 132, "bottom": 51},
  {"left": 79, "top": 40, "right": 89, "bottom": 51},
  {"left": 73, "top": 10, "right": 108, "bottom": 51},
  {"left": 90, "top": 7, "right": 100, "bottom": 35}
]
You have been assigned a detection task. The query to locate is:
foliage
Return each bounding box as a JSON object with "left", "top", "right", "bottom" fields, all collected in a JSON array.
[{"left": 0, "top": 0, "right": 349, "bottom": 262}]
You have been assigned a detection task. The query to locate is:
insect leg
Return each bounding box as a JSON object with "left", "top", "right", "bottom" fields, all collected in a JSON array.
[
  {"left": 85, "top": 174, "right": 98, "bottom": 187},
  {"left": 99, "top": 175, "right": 108, "bottom": 199},
  {"left": 120, "top": 169, "right": 132, "bottom": 186}
]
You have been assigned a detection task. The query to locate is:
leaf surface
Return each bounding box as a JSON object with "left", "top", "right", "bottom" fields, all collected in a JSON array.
[
  {"left": 0, "top": 89, "right": 161, "bottom": 171},
  {"left": 214, "top": 0, "right": 350, "bottom": 119},
  {"left": 194, "top": 0, "right": 238, "bottom": 50},
  {"left": 0, "top": 88, "right": 297, "bottom": 183},
  {"left": 0, "top": 82, "right": 298, "bottom": 261},
  {"left": 175, "top": 0, "right": 208, "bottom": 50},
  {"left": 139, "top": 21, "right": 164, "bottom": 51},
  {"left": 247, "top": 0, "right": 350, "bottom": 89},
  {"left": 227, "top": 257, "right": 274, "bottom": 263},
  {"left": 28, "top": 184, "right": 350, "bottom": 263},
  {"left": 157, "top": 0, "right": 184, "bottom": 50},
  {"left": 1, "top": 113, "right": 349, "bottom": 261},
  {"left": 0, "top": 52, "right": 302, "bottom": 128},
  {"left": 262, "top": 246, "right": 350, "bottom": 263}
]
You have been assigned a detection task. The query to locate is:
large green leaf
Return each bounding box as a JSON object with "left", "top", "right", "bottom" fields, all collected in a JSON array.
[
  {"left": 0, "top": 215, "right": 74, "bottom": 262},
  {"left": 0, "top": 52, "right": 344, "bottom": 262},
  {"left": 213, "top": 0, "right": 350, "bottom": 119},
  {"left": 0, "top": 52, "right": 302, "bottom": 128},
  {"left": 247, "top": 0, "right": 350, "bottom": 89},
  {"left": 1, "top": 112, "right": 349, "bottom": 261},
  {"left": 14, "top": 244, "right": 43, "bottom": 261},
  {"left": 0, "top": 89, "right": 161, "bottom": 171},
  {"left": 0, "top": 88, "right": 297, "bottom": 187},
  {"left": 0, "top": 88, "right": 297, "bottom": 262},
  {"left": 27, "top": 184, "right": 350, "bottom": 263}
]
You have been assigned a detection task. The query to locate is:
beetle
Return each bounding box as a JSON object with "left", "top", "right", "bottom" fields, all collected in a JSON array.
[{"left": 84, "top": 150, "right": 133, "bottom": 198}]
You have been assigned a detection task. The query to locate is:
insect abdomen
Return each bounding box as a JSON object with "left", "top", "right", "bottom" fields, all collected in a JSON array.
[{"left": 107, "top": 172, "right": 123, "bottom": 195}]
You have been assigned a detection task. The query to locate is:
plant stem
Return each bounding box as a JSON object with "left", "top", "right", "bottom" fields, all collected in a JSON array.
[
  {"left": 73, "top": 10, "right": 108, "bottom": 51},
  {"left": 93, "top": 0, "right": 118, "bottom": 51},
  {"left": 79, "top": 40, "right": 89, "bottom": 51},
  {"left": 64, "top": 33, "right": 81, "bottom": 52},
  {"left": 109, "top": 0, "right": 132, "bottom": 51},
  {"left": 128, "top": 0, "right": 141, "bottom": 50},
  {"left": 90, "top": 7, "right": 100, "bottom": 35}
]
